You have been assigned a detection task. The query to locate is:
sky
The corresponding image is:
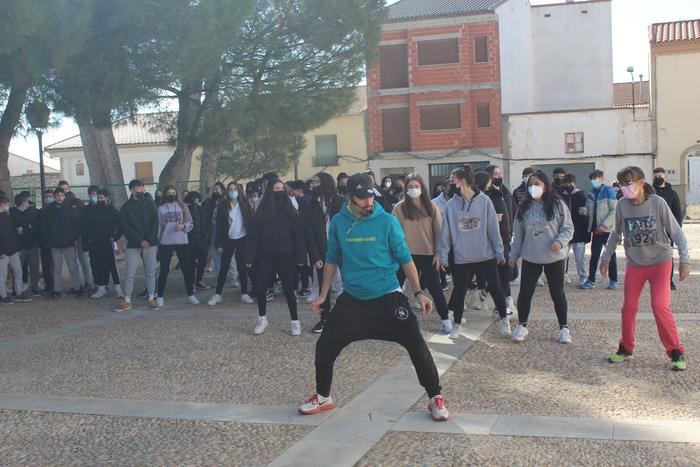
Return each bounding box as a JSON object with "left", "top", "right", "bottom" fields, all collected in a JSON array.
[{"left": 9, "top": 0, "right": 700, "bottom": 163}]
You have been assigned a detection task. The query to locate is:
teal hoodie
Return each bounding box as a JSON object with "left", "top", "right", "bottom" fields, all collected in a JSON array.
[{"left": 326, "top": 201, "right": 412, "bottom": 300}]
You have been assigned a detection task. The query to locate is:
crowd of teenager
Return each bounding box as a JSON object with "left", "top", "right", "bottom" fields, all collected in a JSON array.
[{"left": 0, "top": 162, "right": 689, "bottom": 371}]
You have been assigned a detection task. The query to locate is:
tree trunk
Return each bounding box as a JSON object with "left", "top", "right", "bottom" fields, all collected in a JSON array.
[
  {"left": 78, "top": 119, "right": 109, "bottom": 186},
  {"left": 0, "top": 85, "right": 28, "bottom": 199},
  {"left": 159, "top": 83, "right": 201, "bottom": 188},
  {"left": 199, "top": 147, "right": 221, "bottom": 193}
]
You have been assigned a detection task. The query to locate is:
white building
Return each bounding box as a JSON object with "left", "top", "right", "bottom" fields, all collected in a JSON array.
[{"left": 7, "top": 151, "right": 59, "bottom": 176}]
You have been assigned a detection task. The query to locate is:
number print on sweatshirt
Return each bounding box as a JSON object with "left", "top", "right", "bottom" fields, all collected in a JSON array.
[
  {"left": 459, "top": 215, "right": 481, "bottom": 232},
  {"left": 624, "top": 215, "right": 659, "bottom": 247}
]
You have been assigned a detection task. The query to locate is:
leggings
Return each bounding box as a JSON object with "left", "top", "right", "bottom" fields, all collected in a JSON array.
[
  {"left": 397, "top": 254, "right": 449, "bottom": 320},
  {"left": 215, "top": 238, "right": 250, "bottom": 295},
  {"left": 451, "top": 259, "right": 507, "bottom": 324},
  {"left": 315, "top": 291, "right": 441, "bottom": 398},
  {"left": 157, "top": 244, "right": 195, "bottom": 297},
  {"left": 620, "top": 260, "right": 684, "bottom": 356},
  {"left": 255, "top": 254, "right": 298, "bottom": 320},
  {"left": 517, "top": 259, "right": 567, "bottom": 327},
  {"left": 191, "top": 243, "right": 208, "bottom": 283}
]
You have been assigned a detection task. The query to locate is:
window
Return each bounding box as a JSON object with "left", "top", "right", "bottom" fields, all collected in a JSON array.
[
  {"left": 314, "top": 135, "right": 338, "bottom": 166},
  {"left": 380, "top": 44, "right": 409, "bottom": 89},
  {"left": 418, "top": 38, "right": 459, "bottom": 66},
  {"left": 420, "top": 104, "right": 461, "bottom": 131},
  {"left": 475, "top": 36, "right": 489, "bottom": 63},
  {"left": 565, "top": 132, "right": 584, "bottom": 153},
  {"left": 134, "top": 161, "right": 154, "bottom": 184},
  {"left": 382, "top": 108, "right": 410, "bottom": 152},
  {"left": 476, "top": 103, "right": 491, "bottom": 128},
  {"left": 75, "top": 161, "right": 85, "bottom": 176}
]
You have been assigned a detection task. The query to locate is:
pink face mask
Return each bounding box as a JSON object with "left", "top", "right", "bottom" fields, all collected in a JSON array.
[{"left": 621, "top": 184, "right": 638, "bottom": 199}]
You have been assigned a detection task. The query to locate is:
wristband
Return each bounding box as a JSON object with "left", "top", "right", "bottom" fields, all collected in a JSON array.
[{"left": 413, "top": 290, "right": 425, "bottom": 298}]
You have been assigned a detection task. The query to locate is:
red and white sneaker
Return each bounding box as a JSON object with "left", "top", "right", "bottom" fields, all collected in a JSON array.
[
  {"left": 428, "top": 395, "right": 449, "bottom": 421},
  {"left": 298, "top": 393, "right": 336, "bottom": 415}
]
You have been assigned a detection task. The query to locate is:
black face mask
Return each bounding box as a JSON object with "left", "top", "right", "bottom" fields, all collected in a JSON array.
[
  {"left": 338, "top": 185, "right": 347, "bottom": 195},
  {"left": 133, "top": 192, "right": 145, "bottom": 200},
  {"left": 211, "top": 192, "right": 221, "bottom": 200},
  {"left": 492, "top": 178, "right": 503, "bottom": 187},
  {"left": 448, "top": 183, "right": 460, "bottom": 198},
  {"left": 394, "top": 186, "right": 403, "bottom": 194},
  {"left": 553, "top": 178, "right": 563, "bottom": 187},
  {"left": 273, "top": 191, "right": 286, "bottom": 201},
  {"left": 165, "top": 195, "right": 177, "bottom": 203},
  {"left": 97, "top": 200, "right": 107, "bottom": 206},
  {"left": 562, "top": 186, "right": 574, "bottom": 194},
  {"left": 653, "top": 177, "right": 664, "bottom": 187}
]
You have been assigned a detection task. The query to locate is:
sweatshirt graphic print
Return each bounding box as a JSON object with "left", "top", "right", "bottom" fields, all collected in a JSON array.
[{"left": 624, "top": 216, "right": 659, "bottom": 247}]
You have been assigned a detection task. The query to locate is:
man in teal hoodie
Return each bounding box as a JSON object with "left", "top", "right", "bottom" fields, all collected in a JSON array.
[{"left": 298, "top": 174, "right": 450, "bottom": 422}]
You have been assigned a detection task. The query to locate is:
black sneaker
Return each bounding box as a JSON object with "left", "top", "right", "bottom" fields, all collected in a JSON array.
[
  {"left": 195, "top": 281, "right": 210, "bottom": 290},
  {"left": 66, "top": 288, "right": 81, "bottom": 295},
  {"left": 608, "top": 344, "right": 633, "bottom": 363},
  {"left": 671, "top": 349, "right": 687, "bottom": 371},
  {"left": 51, "top": 292, "right": 61, "bottom": 299},
  {"left": 15, "top": 293, "right": 32, "bottom": 303},
  {"left": 297, "top": 288, "right": 312, "bottom": 298},
  {"left": 0, "top": 296, "right": 14, "bottom": 305},
  {"left": 265, "top": 289, "right": 275, "bottom": 302},
  {"left": 312, "top": 320, "right": 325, "bottom": 334},
  {"left": 31, "top": 289, "right": 41, "bottom": 297}
]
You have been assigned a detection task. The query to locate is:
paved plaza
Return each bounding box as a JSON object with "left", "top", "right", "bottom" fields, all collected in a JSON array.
[{"left": 1, "top": 227, "right": 699, "bottom": 465}]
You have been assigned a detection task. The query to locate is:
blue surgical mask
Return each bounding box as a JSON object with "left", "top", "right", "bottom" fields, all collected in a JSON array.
[
  {"left": 228, "top": 191, "right": 239, "bottom": 200},
  {"left": 45, "top": 198, "right": 54, "bottom": 205},
  {"left": 89, "top": 195, "right": 97, "bottom": 205},
  {"left": 591, "top": 179, "right": 602, "bottom": 189}
]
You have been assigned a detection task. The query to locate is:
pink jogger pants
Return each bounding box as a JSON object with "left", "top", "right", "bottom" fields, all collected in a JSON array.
[{"left": 620, "top": 260, "right": 685, "bottom": 356}]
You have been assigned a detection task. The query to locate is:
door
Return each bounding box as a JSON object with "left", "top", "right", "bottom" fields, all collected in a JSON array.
[{"left": 688, "top": 156, "right": 700, "bottom": 204}]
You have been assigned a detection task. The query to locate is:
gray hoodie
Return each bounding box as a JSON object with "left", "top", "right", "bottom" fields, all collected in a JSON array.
[
  {"left": 510, "top": 199, "right": 574, "bottom": 264},
  {"left": 439, "top": 191, "right": 504, "bottom": 265}
]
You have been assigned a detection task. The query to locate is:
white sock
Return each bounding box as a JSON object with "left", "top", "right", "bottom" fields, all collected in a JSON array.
[{"left": 317, "top": 394, "right": 330, "bottom": 402}]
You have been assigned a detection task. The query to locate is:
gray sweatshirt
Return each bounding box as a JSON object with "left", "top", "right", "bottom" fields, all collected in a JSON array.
[
  {"left": 439, "top": 191, "right": 504, "bottom": 265},
  {"left": 158, "top": 202, "right": 193, "bottom": 245},
  {"left": 510, "top": 199, "right": 574, "bottom": 264},
  {"left": 601, "top": 194, "right": 689, "bottom": 267}
]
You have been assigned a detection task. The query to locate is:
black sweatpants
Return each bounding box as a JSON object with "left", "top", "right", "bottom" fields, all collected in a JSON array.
[
  {"left": 397, "top": 254, "right": 449, "bottom": 320},
  {"left": 215, "top": 238, "right": 250, "bottom": 295},
  {"left": 297, "top": 265, "right": 310, "bottom": 290},
  {"left": 517, "top": 259, "right": 568, "bottom": 328},
  {"left": 41, "top": 247, "right": 53, "bottom": 291},
  {"left": 158, "top": 244, "right": 195, "bottom": 297},
  {"left": 315, "top": 291, "right": 441, "bottom": 398},
  {"left": 255, "top": 254, "right": 297, "bottom": 320},
  {"left": 451, "top": 259, "right": 507, "bottom": 324},
  {"left": 191, "top": 243, "right": 208, "bottom": 283},
  {"left": 90, "top": 240, "right": 119, "bottom": 287}
]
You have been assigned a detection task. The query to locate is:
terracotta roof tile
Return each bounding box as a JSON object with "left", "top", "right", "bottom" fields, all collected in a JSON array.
[
  {"left": 387, "top": 0, "right": 502, "bottom": 23},
  {"left": 613, "top": 81, "right": 649, "bottom": 107},
  {"left": 649, "top": 19, "right": 700, "bottom": 45}
]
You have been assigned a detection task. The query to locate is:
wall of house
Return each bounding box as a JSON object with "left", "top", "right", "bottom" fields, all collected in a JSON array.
[
  {"left": 506, "top": 107, "right": 652, "bottom": 188},
  {"left": 8, "top": 154, "right": 59, "bottom": 176},
  {"left": 654, "top": 47, "right": 700, "bottom": 202},
  {"left": 530, "top": 0, "right": 613, "bottom": 112},
  {"left": 281, "top": 112, "right": 368, "bottom": 182},
  {"left": 496, "top": 0, "right": 534, "bottom": 114}
]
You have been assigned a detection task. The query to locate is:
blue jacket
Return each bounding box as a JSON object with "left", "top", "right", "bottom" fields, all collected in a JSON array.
[
  {"left": 586, "top": 184, "right": 617, "bottom": 233},
  {"left": 326, "top": 201, "right": 412, "bottom": 300}
]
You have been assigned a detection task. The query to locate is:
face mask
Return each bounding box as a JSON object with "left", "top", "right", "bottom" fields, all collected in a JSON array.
[
  {"left": 653, "top": 177, "right": 664, "bottom": 187},
  {"left": 165, "top": 194, "right": 177, "bottom": 203},
  {"left": 134, "top": 192, "right": 145, "bottom": 200},
  {"left": 621, "top": 184, "right": 639, "bottom": 199},
  {"left": 528, "top": 185, "right": 544, "bottom": 200},
  {"left": 273, "top": 191, "right": 285, "bottom": 200},
  {"left": 45, "top": 198, "right": 54, "bottom": 205},
  {"left": 522, "top": 176, "right": 530, "bottom": 185},
  {"left": 384, "top": 181, "right": 392, "bottom": 189},
  {"left": 448, "top": 183, "right": 460, "bottom": 198},
  {"left": 89, "top": 195, "right": 97, "bottom": 205},
  {"left": 492, "top": 178, "right": 503, "bottom": 187},
  {"left": 97, "top": 200, "right": 106, "bottom": 206},
  {"left": 211, "top": 192, "right": 221, "bottom": 200},
  {"left": 338, "top": 185, "right": 347, "bottom": 195},
  {"left": 406, "top": 188, "right": 421, "bottom": 199},
  {"left": 228, "top": 191, "right": 239, "bottom": 200},
  {"left": 591, "top": 179, "right": 601, "bottom": 189},
  {"left": 563, "top": 186, "right": 574, "bottom": 194},
  {"left": 248, "top": 194, "right": 258, "bottom": 201},
  {"left": 394, "top": 186, "right": 404, "bottom": 194},
  {"left": 553, "top": 177, "right": 563, "bottom": 187}
]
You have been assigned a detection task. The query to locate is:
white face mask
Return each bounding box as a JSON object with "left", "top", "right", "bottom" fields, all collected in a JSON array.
[
  {"left": 406, "top": 188, "right": 421, "bottom": 199},
  {"left": 528, "top": 185, "right": 544, "bottom": 200}
]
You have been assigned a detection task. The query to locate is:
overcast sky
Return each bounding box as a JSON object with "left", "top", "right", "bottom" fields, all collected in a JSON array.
[{"left": 10, "top": 0, "right": 700, "bottom": 162}]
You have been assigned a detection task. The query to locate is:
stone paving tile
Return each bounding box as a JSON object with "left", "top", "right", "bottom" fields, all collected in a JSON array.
[
  {"left": 413, "top": 320, "right": 700, "bottom": 421},
  {"left": 357, "top": 432, "right": 700, "bottom": 466},
  {"left": 0, "top": 410, "right": 308, "bottom": 466},
  {"left": 0, "top": 309, "right": 411, "bottom": 407},
  {"left": 0, "top": 302, "right": 106, "bottom": 340}
]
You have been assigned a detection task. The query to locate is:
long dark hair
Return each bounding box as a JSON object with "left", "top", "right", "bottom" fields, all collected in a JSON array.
[
  {"left": 617, "top": 166, "right": 655, "bottom": 201},
  {"left": 473, "top": 171, "right": 491, "bottom": 193},
  {"left": 517, "top": 171, "right": 560, "bottom": 221},
  {"left": 256, "top": 178, "right": 298, "bottom": 222},
  {"left": 401, "top": 174, "right": 434, "bottom": 220},
  {"left": 223, "top": 181, "right": 254, "bottom": 220},
  {"left": 307, "top": 172, "right": 338, "bottom": 223}
]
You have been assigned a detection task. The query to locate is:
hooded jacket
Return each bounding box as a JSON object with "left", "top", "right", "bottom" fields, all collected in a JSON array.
[
  {"left": 654, "top": 182, "right": 683, "bottom": 226},
  {"left": 44, "top": 201, "right": 81, "bottom": 249},
  {"left": 438, "top": 191, "right": 504, "bottom": 266},
  {"left": 560, "top": 188, "right": 590, "bottom": 244},
  {"left": 326, "top": 201, "right": 412, "bottom": 300},
  {"left": 0, "top": 211, "right": 20, "bottom": 256},
  {"left": 586, "top": 184, "right": 617, "bottom": 233},
  {"left": 510, "top": 199, "right": 574, "bottom": 265},
  {"left": 9, "top": 206, "right": 40, "bottom": 250},
  {"left": 120, "top": 195, "right": 159, "bottom": 248}
]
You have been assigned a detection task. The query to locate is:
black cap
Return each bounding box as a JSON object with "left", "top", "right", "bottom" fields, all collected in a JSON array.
[{"left": 347, "top": 174, "right": 375, "bottom": 199}]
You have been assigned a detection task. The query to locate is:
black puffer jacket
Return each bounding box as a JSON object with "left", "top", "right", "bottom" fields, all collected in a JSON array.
[
  {"left": 305, "top": 194, "right": 344, "bottom": 264},
  {"left": 83, "top": 203, "right": 121, "bottom": 246},
  {"left": 10, "top": 207, "right": 40, "bottom": 250},
  {"left": 487, "top": 188, "right": 512, "bottom": 249},
  {"left": 120, "top": 196, "right": 159, "bottom": 248},
  {"left": 654, "top": 182, "right": 683, "bottom": 226},
  {"left": 187, "top": 202, "right": 207, "bottom": 247},
  {"left": 44, "top": 201, "right": 81, "bottom": 249},
  {"left": 253, "top": 205, "right": 306, "bottom": 265},
  {"left": 0, "top": 212, "right": 20, "bottom": 256},
  {"left": 561, "top": 189, "right": 590, "bottom": 244}
]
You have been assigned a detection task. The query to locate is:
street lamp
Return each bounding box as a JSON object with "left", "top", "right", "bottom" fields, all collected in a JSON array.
[
  {"left": 25, "top": 101, "right": 50, "bottom": 206},
  {"left": 627, "top": 66, "right": 635, "bottom": 118}
]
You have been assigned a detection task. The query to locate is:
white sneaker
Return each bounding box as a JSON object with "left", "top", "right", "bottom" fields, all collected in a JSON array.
[
  {"left": 254, "top": 316, "right": 269, "bottom": 335},
  {"left": 441, "top": 319, "right": 453, "bottom": 334},
  {"left": 241, "top": 293, "right": 254, "bottom": 304},
  {"left": 187, "top": 295, "right": 200, "bottom": 305},
  {"left": 299, "top": 393, "right": 335, "bottom": 415},
  {"left": 91, "top": 287, "right": 107, "bottom": 299},
  {"left": 499, "top": 318, "right": 512, "bottom": 337},
  {"left": 537, "top": 276, "right": 545, "bottom": 286},
  {"left": 156, "top": 297, "right": 164, "bottom": 308},
  {"left": 506, "top": 296, "right": 517, "bottom": 316},
  {"left": 512, "top": 324, "right": 529, "bottom": 342},
  {"left": 207, "top": 294, "right": 222, "bottom": 306},
  {"left": 558, "top": 327, "right": 572, "bottom": 344},
  {"left": 564, "top": 274, "right": 572, "bottom": 284},
  {"left": 447, "top": 310, "right": 454, "bottom": 322},
  {"left": 449, "top": 322, "right": 461, "bottom": 339},
  {"left": 291, "top": 320, "right": 301, "bottom": 336},
  {"left": 114, "top": 284, "right": 124, "bottom": 298},
  {"left": 428, "top": 395, "right": 449, "bottom": 421}
]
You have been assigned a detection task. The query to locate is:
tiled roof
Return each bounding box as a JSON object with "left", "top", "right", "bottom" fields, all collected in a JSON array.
[
  {"left": 613, "top": 81, "right": 650, "bottom": 107},
  {"left": 387, "top": 0, "right": 502, "bottom": 23},
  {"left": 649, "top": 19, "right": 700, "bottom": 45},
  {"left": 46, "top": 112, "right": 176, "bottom": 151},
  {"left": 10, "top": 173, "right": 61, "bottom": 190}
]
